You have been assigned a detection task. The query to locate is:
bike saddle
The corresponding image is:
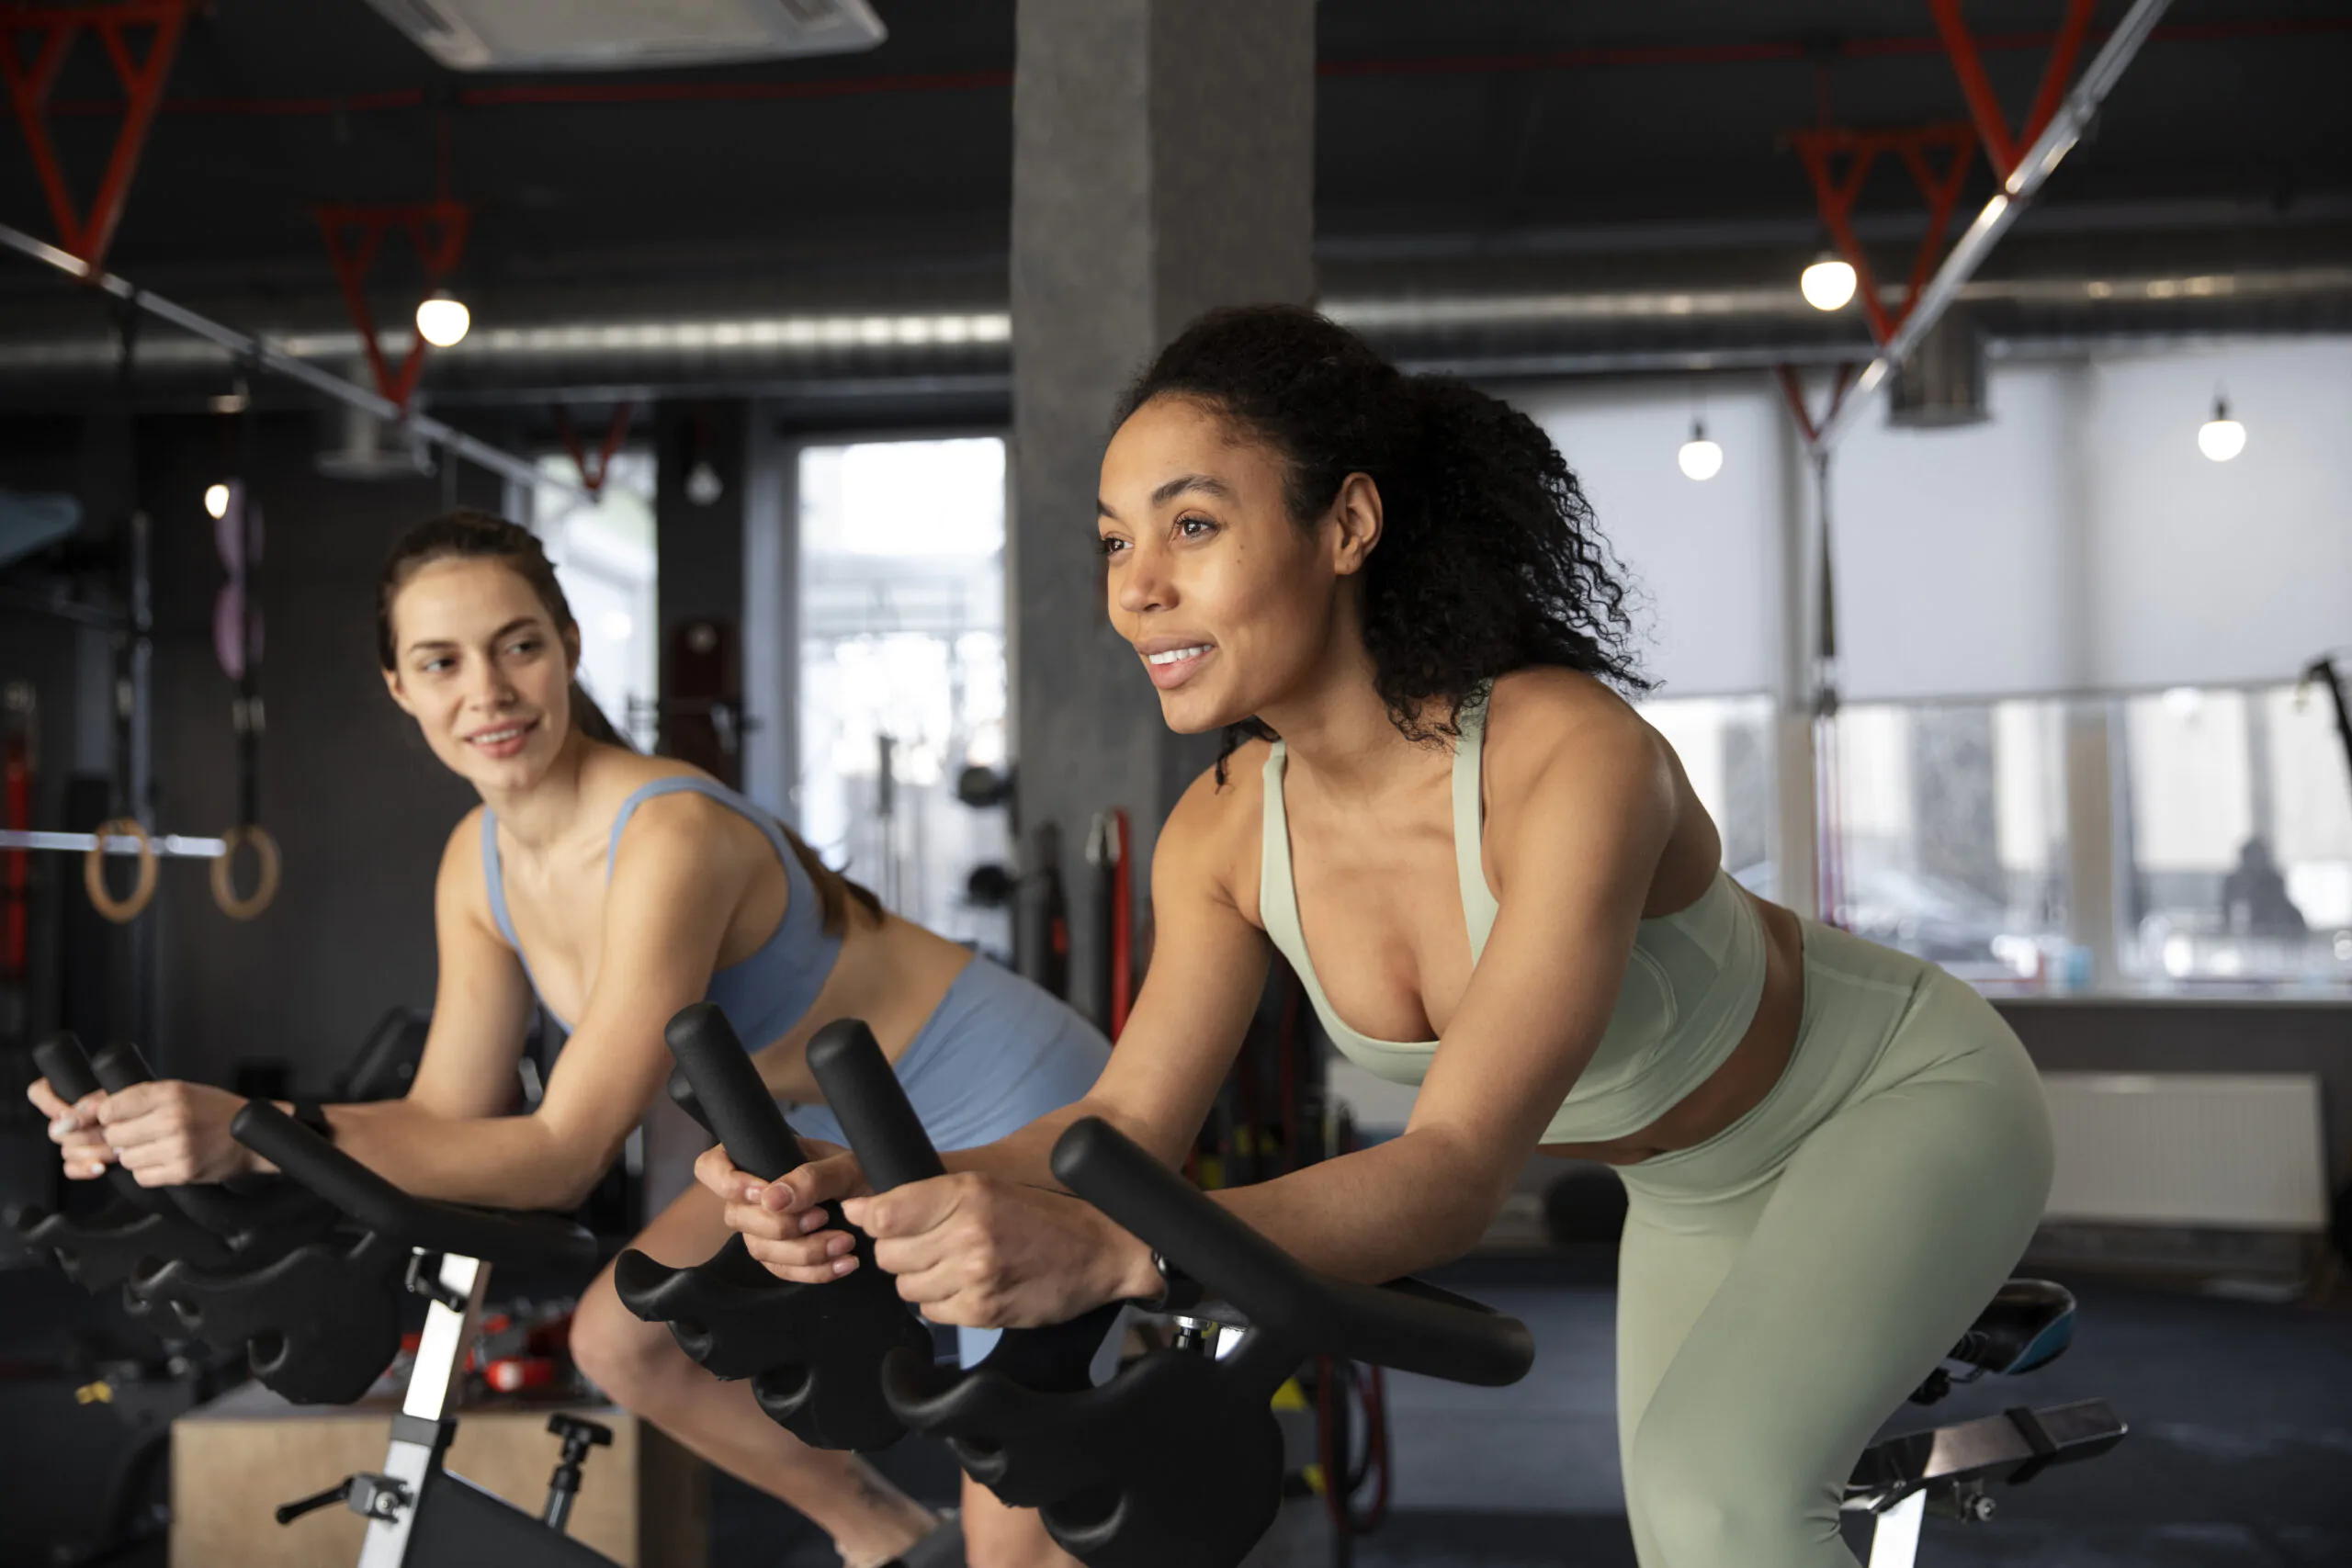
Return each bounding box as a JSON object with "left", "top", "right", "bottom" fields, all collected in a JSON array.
[
  {"left": 612, "top": 1004, "right": 931, "bottom": 1451},
  {"left": 1949, "top": 1278, "right": 2075, "bottom": 1378}
]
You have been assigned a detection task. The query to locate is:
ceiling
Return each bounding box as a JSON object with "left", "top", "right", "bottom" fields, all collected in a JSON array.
[{"left": 0, "top": 0, "right": 2346, "bottom": 405}]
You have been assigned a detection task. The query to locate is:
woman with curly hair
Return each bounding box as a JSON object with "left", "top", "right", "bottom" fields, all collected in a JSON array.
[{"left": 703, "top": 305, "right": 2055, "bottom": 1567}]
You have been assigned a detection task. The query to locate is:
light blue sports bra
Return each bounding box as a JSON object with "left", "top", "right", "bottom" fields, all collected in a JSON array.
[
  {"left": 481, "top": 774, "right": 841, "bottom": 1043},
  {"left": 1258, "top": 691, "right": 1769, "bottom": 1145}
]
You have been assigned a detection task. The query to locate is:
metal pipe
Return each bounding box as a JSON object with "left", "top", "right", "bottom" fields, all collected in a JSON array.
[
  {"left": 0, "top": 829, "right": 227, "bottom": 858},
  {"left": 1813, "top": 0, "right": 2175, "bottom": 451},
  {"left": 0, "top": 219, "right": 582, "bottom": 499}
]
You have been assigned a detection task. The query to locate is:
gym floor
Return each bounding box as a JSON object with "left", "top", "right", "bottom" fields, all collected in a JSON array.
[{"left": 694, "top": 1260, "right": 2352, "bottom": 1568}]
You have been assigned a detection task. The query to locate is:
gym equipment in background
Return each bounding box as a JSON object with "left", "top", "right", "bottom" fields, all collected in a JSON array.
[
  {"left": 12, "top": 1033, "right": 402, "bottom": 1405},
  {"left": 228, "top": 1100, "right": 616, "bottom": 1566}
]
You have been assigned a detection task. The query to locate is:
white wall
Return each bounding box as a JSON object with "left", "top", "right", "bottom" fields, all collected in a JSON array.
[
  {"left": 1397, "top": 339, "right": 2352, "bottom": 708},
  {"left": 2083, "top": 339, "right": 2352, "bottom": 691},
  {"left": 1833, "top": 366, "right": 2084, "bottom": 700},
  {"left": 1519, "top": 378, "right": 1787, "bottom": 698}
]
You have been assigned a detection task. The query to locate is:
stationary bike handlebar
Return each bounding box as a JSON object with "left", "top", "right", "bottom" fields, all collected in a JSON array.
[
  {"left": 805, "top": 1020, "right": 947, "bottom": 1191},
  {"left": 230, "top": 1102, "right": 596, "bottom": 1270},
  {"left": 664, "top": 1003, "right": 804, "bottom": 1179},
  {"left": 66, "top": 1037, "right": 334, "bottom": 1241},
  {"left": 785, "top": 1017, "right": 1534, "bottom": 1387},
  {"left": 30, "top": 1033, "right": 175, "bottom": 1221},
  {"left": 1051, "top": 1118, "right": 1533, "bottom": 1387}
]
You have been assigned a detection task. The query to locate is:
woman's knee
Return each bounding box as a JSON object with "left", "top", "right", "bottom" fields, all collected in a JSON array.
[
  {"left": 1627, "top": 1412, "right": 1832, "bottom": 1568},
  {"left": 958, "top": 1482, "right": 1078, "bottom": 1568},
  {"left": 568, "top": 1280, "right": 689, "bottom": 1407}
]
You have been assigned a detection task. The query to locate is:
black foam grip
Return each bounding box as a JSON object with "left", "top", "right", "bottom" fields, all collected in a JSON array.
[
  {"left": 1049, "top": 1118, "right": 1534, "bottom": 1388},
  {"left": 667, "top": 1066, "right": 715, "bottom": 1138},
  {"left": 32, "top": 1032, "right": 180, "bottom": 1217},
  {"left": 87, "top": 1042, "right": 156, "bottom": 1092},
  {"left": 81, "top": 1041, "right": 272, "bottom": 1239},
  {"left": 33, "top": 1033, "right": 101, "bottom": 1101},
  {"left": 663, "top": 1003, "right": 801, "bottom": 1180},
  {"left": 804, "top": 1020, "right": 945, "bottom": 1192},
  {"left": 230, "top": 1102, "right": 594, "bottom": 1269}
]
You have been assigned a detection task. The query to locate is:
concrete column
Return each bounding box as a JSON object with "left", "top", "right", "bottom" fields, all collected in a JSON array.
[{"left": 1009, "top": 0, "right": 1315, "bottom": 1012}]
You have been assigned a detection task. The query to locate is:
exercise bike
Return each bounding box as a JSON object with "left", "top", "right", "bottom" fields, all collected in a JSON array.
[
  {"left": 663, "top": 1004, "right": 1536, "bottom": 1568},
  {"left": 1840, "top": 1280, "right": 2126, "bottom": 1567},
  {"left": 223, "top": 1101, "right": 621, "bottom": 1568}
]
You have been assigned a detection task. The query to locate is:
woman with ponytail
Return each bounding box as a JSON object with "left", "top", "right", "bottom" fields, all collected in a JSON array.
[
  {"left": 32, "top": 509, "right": 1108, "bottom": 1568},
  {"left": 706, "top": 308, "right": 2055, "bottom": 1568}
]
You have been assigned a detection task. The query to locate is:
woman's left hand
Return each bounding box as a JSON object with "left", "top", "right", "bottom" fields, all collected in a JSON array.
[
  {"left": 94, "top": 1081, "right": 258, "bottom": 1187},
  {"left": 842, "top": 1172, "right": 1157, "bottom": 1329}
]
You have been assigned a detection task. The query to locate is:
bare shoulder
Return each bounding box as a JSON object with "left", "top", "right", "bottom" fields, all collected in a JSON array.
[
  {"left": 607, "top": 773, "right": 762, "bottom": 867},
  {"left": 1159, "top": 736, "right": 1275, "bottom": 915},
  {"left": 435, "top": 805, "right": 503, "bottom": 935},
  {"left": 1482, "top": 668, "right": 1673, "bottom": 813}
]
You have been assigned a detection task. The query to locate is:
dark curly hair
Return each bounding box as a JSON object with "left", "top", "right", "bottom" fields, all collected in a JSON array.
[{"left": 1116, "top": 305, "right": 1650, "bottom": 778}]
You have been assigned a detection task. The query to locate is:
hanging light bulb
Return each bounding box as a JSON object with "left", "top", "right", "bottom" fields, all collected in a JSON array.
[
  {"left": 684, "top": 457, "right": 724, "bottom": 506},
  {"left": 415, "top": 288, "right": 471, "bottom": 349},
  {"left": 2197, "top": 395, "right": 2245, "bottom": 463},
  {"left": 1800, "top": 251, "right": 1859, "bottom": 312},
  {"left": 203, "top": 483, "right": 232, "bottom": 520},
  {"left": 1677, "top": 420, "right": 1724, "bottom": 482}
]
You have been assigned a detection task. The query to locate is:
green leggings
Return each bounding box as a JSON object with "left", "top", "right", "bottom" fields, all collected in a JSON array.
[{"left": 1614, "top": 919, "right": 2054, "bottom": 1568}]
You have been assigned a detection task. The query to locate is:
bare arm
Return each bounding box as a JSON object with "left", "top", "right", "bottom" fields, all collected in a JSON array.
[
  {"left": 833, "top": 702, "right": 1681, "bottom": 1325},
  {"left": 309, "top": 796, "right": 749, "bottom": 1210},
  {"left": 708, "top": 765, "right": 1272, "bottom": 1280},
  {"left": 946, "top": 774, "right": 1273, "bottom": 1182}
]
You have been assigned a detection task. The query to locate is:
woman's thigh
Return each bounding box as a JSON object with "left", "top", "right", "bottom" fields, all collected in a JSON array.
[{"left": 1624, "top": 989, "right": 2052, "bottom": 1567}]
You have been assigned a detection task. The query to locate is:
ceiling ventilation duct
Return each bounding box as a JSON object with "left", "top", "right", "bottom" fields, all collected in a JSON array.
[
  {"left": 316, "top": 390, "right": 433, "bottom": 481},
  {"left": 358, "top": 0, "right": 886, "bottom": 73},
  {"left": 1887, "top": 309, "right": 1989, "bottom": 429}
]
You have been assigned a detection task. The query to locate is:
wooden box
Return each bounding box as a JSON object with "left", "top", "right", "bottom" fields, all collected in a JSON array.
[{"left": 170, "top": 1382, "right": 707, "bottom": 1568}]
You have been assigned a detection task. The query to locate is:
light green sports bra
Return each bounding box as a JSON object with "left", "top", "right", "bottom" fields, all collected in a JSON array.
[{"left": 1258, "top": 691, "right": 1770, "bottom": 1145}]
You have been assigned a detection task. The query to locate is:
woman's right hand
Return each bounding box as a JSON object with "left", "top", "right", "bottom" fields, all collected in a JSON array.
[
  {"left": 695, "top": 1140, "right": 876, "bottom": 1283},
  {"left": 28, "top": 1077, "right": 118, "bottom": 1180}
]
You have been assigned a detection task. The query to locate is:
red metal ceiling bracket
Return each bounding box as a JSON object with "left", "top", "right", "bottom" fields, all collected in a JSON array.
[
  {"left": 313, "top": 200, "right": 471, "bottom": 412},
  {"left": 554, "top": 400, "right": 636, "bottom": 497},
  {"left": 1777, "top": 362, "right": 1860, "bottom": 450},
  {"left": 1929, "top": 0, "right": 2096, "bottom": 183},
  {"left": 1787, "top": 123, "right": 1977, "bottom": 346},
  {"left": 0, "top": 0, "right": 190, "bottom": 269}
]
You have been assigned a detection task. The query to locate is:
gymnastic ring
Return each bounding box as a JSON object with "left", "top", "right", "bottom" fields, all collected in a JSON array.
[
  {"left": 210, "top": 823, "right": 281, "bottom": 921},
  {"left": 83, "top": 818, "right": 158, "bottom": 924}
]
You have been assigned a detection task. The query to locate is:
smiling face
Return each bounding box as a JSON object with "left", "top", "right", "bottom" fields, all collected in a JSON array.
[
  {"left": 1096, "top": 394, "right": 1382, "bottom": 734},
  {"left": 380, "top": 555, "right": 579, "bottom": 791}
]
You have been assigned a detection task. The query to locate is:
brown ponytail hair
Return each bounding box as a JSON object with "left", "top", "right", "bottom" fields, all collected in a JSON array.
[{"left": 379, "top": 509, "right": 880, "bottom": 935}]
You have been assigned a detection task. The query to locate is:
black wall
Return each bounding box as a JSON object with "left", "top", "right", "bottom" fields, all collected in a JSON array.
[{"left": 4, "top": 408, "right": 501, "bottom": 1089}]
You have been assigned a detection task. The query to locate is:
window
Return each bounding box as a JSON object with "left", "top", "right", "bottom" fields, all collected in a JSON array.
[
  {"left": 797, "top": 437, "right": 1011, "bottom": 955},
  {"left": 2116, "top": 682, "right": 2352, "bottom": 985},
  {"left": 1824, "top": 698, "right": 2071, "bottom": 982},
  {"left": 533, "top": 451, "right": 658, "bottom": 750},
  {"left": 1635, "top": 694, "right": 1776, "bottom": 896}
]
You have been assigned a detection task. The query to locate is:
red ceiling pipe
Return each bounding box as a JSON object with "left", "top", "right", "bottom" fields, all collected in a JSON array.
[
  {"left": 0, "top": 0, "right": 191, "bottom": 267},
  {"left": 314, "top": 199, "right": 471, "bottom": 411},
  {"left": 1929, "top": 0, "right": 2098, "bottom": 182}
]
